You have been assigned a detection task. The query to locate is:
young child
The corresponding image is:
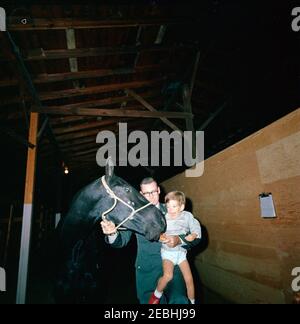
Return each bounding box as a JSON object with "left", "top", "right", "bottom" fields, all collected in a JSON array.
[{"left": 149, "top": 191, "right": 202, "bottom": 304}]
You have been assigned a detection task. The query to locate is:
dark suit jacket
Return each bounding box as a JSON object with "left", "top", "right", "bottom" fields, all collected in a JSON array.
[{"left": 109, "top": 203, "right": 201, "bottom": 304}]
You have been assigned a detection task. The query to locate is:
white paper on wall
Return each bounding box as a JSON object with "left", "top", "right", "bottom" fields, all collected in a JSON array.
[{"left": 259, "top": 194, "right": 276, "bottom": 218}]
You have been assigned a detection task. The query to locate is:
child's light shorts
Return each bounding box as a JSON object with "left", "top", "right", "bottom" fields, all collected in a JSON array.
[{"left": 161, "top": 249, "right": 187, "bottom": 265}]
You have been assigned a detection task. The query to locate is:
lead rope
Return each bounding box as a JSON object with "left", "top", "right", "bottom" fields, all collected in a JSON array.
[{"left": 101, "top": 176, "right": 152, "bottom": 231}]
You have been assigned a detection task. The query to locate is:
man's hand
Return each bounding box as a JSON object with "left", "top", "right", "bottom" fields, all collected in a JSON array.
[
  {"left": 100, "top": 220, "right": 117, "bottom": 235},
  {"left": 159, "top": 233, "right": 168, "bottom": 243},
  {"left": 164, "top": 235, "right": 181, "bottom": 248}
]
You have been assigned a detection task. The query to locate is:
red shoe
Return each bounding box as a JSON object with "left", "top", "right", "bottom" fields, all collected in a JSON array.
[{"left": 148, "top": 292, "right": 160, "bottom": 304}]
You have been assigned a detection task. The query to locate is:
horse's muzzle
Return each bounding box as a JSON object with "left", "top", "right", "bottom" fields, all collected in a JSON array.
[{"left": 145, "top": 216, "right": 166, "bottom": 241}]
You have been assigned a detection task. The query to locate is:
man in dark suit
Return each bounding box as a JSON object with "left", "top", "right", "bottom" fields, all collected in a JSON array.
[{"left": 101, "top": 177, "right": 200, "bottom": 304}]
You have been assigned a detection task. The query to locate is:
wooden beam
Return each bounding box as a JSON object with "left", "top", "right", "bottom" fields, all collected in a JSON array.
[
  {"left": 198, "top": 102, "right": 227, "bottom": 131},
  {"left": 50, "top": 118, "right": 145, "bottom": 151},
  {"left": 0, "top": 65, "right": 164, "bottom": 87},
  {"left": 47, "top": 91, "right": 161, "bottom": 112},
  {"left": 50, "top": 116, "right": 95, "bottom": 127},
  {"left": 6, "top": 32, "right": 63, "bottom": 166},
  {"left": 65, "top": 28, "right": 79, "bottom": 89},
  {"left": 2, "top": 79, "right": 164, "bottom": 106},
  {"left": 8, "top": 17, "right": 200, "bottom": 31},
  {"left": 0, "top": 44, "right": 194, "bottom": 62},
  {"left": 34, "top": 106, "right": 192, "bottom": 119},
  {"left": 55, "top": 119, "right": 151, "bottom": 142},
  {"left": 47, "top": 100, "right": 161, "bottom": 128},
  {"left": 182, "top": 84, "right": 195, "bottom": 132},
  {"left": 56, "top": 128, "right": 109, "bottom": 143},
  {"left": 50, "top": 108, "right": 144, "bottom": 129},
  {"left": 3, "top": 88, "right": 160, "bottom": 113},
  {"left": 40, "top": 138, "right": 97, "bottom": 157},
  {"left": 190, "top": 51, "right": 201, "bottom": 96},
  {"left": 42, "top": 79, "right": 164, "bottom": 102},
  {"left": 155, "top": 25, "right": 167, "bottom": 45},
  {"left": 16, "top": 112, "right": 39, "bottom": 305},
  {"left": 183, "top": 84, "right": 195, "bottom": 156},
  {"left": 125, "top": 89, "right": 183, "bottom": 132},
  {"left": 53, "top": 118, "right": 132, "bottom": 135}
]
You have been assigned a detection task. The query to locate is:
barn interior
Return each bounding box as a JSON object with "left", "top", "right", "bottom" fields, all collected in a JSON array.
[{"left": 0, "top": 0, "right": 299, "bottom": 304}]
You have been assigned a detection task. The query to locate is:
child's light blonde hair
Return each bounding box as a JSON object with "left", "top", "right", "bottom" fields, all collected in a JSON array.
[{"left": 165, "top": 191, "right": 186, "bottom": 206}]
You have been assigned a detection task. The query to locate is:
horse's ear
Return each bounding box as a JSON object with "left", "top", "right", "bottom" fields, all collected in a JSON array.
[{"left": 105, "top": 157, "right": 115, "bottom": 180}]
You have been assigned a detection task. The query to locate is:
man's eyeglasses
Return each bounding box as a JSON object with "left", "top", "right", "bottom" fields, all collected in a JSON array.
[{"left": 142, "top": 190, "right": 159, "bottom": 196}]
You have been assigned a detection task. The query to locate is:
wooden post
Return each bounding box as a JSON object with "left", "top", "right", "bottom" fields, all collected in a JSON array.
[
  {"left": 182, "top": 84, "right": 196, "bottom": 156},
  {"left": 16, "top": 112, "right": 39, "bottom": 304},
  {"left": 183, "top": 84, "right": 194, "bottom": 132},
  {"left": 190, "top": 51, "right": 201, "bottom": 97}
]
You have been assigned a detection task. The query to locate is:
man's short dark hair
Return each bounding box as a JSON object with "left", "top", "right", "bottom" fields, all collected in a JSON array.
[{"left": 140, "top": 177, "right": 158, "bottom": 187}]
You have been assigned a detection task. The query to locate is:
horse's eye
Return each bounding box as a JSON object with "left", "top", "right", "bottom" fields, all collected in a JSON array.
[{"left": 125, "top": 187, "right": 130, "bottom": 193}]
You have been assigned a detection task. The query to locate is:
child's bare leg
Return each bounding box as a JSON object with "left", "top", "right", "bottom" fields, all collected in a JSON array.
[
  {"left": 157, "top": 259, "right": 174, "bottom": 293},
  {"left": 179, "top": 260, "right": 195, "bottom": 302}
]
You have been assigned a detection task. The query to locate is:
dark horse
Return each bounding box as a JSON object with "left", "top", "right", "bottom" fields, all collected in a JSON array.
[{"left": 54, "top": 160, "right": 166, "bottom": 303}]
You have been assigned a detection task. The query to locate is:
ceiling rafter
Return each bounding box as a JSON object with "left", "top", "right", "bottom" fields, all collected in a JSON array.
[
  {"left": 0, "top": 44, "right": 196, "bottom": 62},
  {"left": 2, "top": 78, "right": 164, "bottom": 106},
  {"left": 8, "top": 17, "right": 200, "bottom": 31},
  {"left": 0, "top": 64, "right": 165, "bottom": 87},
  {"left": 33, "top": 106, "right": 192, "bottom": 119}
]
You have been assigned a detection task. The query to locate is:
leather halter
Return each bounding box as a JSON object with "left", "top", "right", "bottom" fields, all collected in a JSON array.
[{"left": 101, "top": 176, "right": 152, "bottom": 231}]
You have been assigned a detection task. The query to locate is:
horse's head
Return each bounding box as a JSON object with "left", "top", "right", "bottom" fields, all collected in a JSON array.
[
  {"left": 54, "top": 159, "right": 166, "bottom": 303},
  {"left": 102, "top": 159, "right": 166, "bottom": 241}
]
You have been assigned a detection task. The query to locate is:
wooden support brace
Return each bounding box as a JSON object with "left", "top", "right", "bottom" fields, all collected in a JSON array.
[
  {"left": 16, "top": 112, "right": 39, "bottom": 305},
  {"left": 125, "top": 88, "right": 184, "bottom": 133}
]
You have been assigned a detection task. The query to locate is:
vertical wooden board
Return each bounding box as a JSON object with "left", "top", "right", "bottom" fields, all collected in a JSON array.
[
  {"left": 196, "top": 262, "right": 286, "bottom": 304},
  {"left": 16, "top": 112, "right": 39, "bottom": 304},
  {"left": 162, "top": 108, "right": 300, "bottom": 303},
  {"left": 24, "top": 113, "right": 39, "bottom": 204}
]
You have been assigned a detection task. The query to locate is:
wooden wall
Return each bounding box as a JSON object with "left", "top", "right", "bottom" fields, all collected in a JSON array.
[{"left": 162, "top": 108, "right": 300, "bottom": 304}]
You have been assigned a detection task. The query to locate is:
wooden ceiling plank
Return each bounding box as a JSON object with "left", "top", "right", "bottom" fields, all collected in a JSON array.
[
  {"left": 8, "top": 17, "right": 200, "bottom": 31},
  {"left": 0, "top": 44, "right": 195, "bottom": 62},
  {"left": 0, "top": 65, "right": 165, "bottom": 87},
  {"left": 53, "top": 117, "right": 132, "bottom": 135},
  {"left": 40, "top": 78, "right": 164, "bottom": 101},
  {"left": 1, "top": 78, "right": 164, "bottom": 106},
  {"left": 34, "top": 106, "right": 192, "bottom": 119}
]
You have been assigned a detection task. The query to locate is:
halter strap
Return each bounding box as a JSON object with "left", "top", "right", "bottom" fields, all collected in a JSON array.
[{"left": 101, "top": 176, "right": 152, "bottom": 231}]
